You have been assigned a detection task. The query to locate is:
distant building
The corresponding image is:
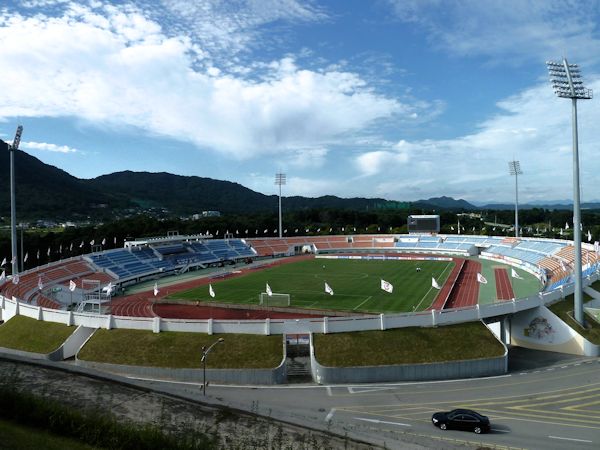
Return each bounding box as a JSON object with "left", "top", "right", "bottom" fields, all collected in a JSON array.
[{"left": 192, "top": 211, "right": 221, "bottom": 220}]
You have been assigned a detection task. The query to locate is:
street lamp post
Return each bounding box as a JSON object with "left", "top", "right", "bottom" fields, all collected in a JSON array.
[
  {"left": 546, "top": 59, "right": 592, "bottom": 327},
  {"left": 201, "top": 337, "right": 224, "bottom": 396},
  {"left": 275, "top": 173, "right": 286, "bottom": 239},
  {"left": 508, "top": 160, "right": 522, "bottom": 238}
]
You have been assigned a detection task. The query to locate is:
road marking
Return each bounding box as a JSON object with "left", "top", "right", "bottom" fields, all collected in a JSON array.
[
  {"left": 326, "top": 386, "right": 332, "bottom": 396},
  {"left": 325, "top": 408, "right": 336, "bottom": 422},
  {"left": 348, "top": 386, "right": 396, "bottom": 394},
  {"left": 548, "top": 435, "right": 593, "bottom": 443},
  {"left": 490, "top": 428, "right": 510, "bottom": 433},
  {"left": 354, "top": 417, "right": 411, "bottom": 427}
]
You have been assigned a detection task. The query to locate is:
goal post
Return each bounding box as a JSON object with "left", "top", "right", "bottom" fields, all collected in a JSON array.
[{"left": 259, "top": 292, "right": 291, "bottom": 307}]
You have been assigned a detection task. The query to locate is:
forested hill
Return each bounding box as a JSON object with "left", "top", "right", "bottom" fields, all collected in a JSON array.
[
  {"left": 0, "top": 141, "right": 131, "bottom": 219},
  {"left": 0, "top": 142, "right": 396, "bottom": 219}
]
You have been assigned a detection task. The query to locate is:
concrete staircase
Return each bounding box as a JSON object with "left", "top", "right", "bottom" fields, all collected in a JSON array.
[
  {"left": 285, "top": 334, "right": 312, "bottom": 383},
  {"left": 286, "top": 356, "right": 312, "bottom": 383}
]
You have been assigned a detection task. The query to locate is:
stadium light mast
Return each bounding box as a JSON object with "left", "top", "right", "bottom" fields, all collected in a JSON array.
[
  {"left": 9, "top": 125, "right": 23, "bottom": 276},
  {"left": 508, "top": 160, "right": 522, "bottom": 238},
  {"left": 546, "top": 58, "right": 592, "bottom": 327},
  {"left": 275, "top": 173, "right": 286, "bottom": 238}
]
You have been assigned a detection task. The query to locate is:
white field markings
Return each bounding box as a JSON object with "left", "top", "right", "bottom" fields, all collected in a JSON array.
[
  {"left": 353, "top": 296, "right": 372, "bottom": 311},
  {"left": 417, "top": 261, "right": 453, "bottom": 311}
]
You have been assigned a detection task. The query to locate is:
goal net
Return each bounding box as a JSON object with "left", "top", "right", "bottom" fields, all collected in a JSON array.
[{"left": 259, "top": 292, "right": 291, "bottom": 307}]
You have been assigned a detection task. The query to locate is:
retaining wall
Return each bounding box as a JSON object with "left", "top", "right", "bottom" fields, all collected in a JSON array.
[{"left": 309, "top": 322, "right": 508, "bottom": 384}]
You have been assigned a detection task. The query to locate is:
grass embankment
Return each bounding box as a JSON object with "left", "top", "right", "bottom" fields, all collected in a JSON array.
[
  {"left": 78, "top": 329, "right": 282, "bottom": 368},
  {"left": 171, "top": 258, "right": 455, "bottom": 314},
  {"left": 0, "top": 316, "right": 74, "bottom": 354},
  {"left": 548, "top": 293, "right": 600, "bottom": 345},
  {"left": 0, "top": 419, "right": 96, "bottom": 450},
  {"left": 314, "top": 322, "right": 504, "bottom": 367}
]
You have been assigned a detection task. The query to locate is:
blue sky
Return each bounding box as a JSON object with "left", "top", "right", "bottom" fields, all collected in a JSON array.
[{"left": 1, "top": 0, "right": 600, "bottom": 203}]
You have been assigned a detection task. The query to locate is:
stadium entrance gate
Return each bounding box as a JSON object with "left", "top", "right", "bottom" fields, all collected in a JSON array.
[{"left": 285, "top": 334, "right": 312, "bottom": 382}]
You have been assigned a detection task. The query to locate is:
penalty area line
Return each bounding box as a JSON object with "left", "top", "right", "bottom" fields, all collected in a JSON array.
[{"left": 354, "top": 296, "right": 372, "bottom": 311}]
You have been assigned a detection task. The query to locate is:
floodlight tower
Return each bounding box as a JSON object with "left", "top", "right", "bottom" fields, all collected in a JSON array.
[
  {"left": 546, "top": 59, "right": 592, "bottom": 327},
  {"left": 508, "top": 160, "right": 522, "bottom": 238},
  {"left": 275, "top": 173, "right": 286, "bottom": 238},
  {"left": 9, "top": 125, "right": 23, "bottom": 276}
]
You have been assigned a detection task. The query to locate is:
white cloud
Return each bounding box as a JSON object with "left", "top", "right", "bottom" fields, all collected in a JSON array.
[
  {"left": 22, "top": 141, "right": 78, "bottom": 153},
  {"left": 0, "top": 3, "right": 404, "bottom": 160},
  {"left": 388, "top": 0, "right": 600, "bottom": 65},
  {"left": 353, "top": 77, "right": 600, "bottom": 202}
]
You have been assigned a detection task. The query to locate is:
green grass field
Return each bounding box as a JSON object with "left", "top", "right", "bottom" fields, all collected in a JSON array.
[{"left": 170, "top": 258, "right": 455, "bottom": 314}]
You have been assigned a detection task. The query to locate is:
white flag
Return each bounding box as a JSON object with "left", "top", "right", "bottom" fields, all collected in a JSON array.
[
  {"left": 69, "top": 280, "right": 76, "bottom": 291},
  {"left": 565, "top": 222, "right": 570, "bottom": 230},
  {"left": 38, "top": 276, "right": 43, "bottom": 290},
  {"left": 432, "top": 277, "right": 441, "bottom": 290},
  {"left": 450, "top": 226, "right": 454, "bottom": 231},
  {"left": 79, "top": 241, "right": 84, "bottom": 248},
  {"left": 477, "top": 273, "right": 488, "bottom": 284},
  {"left": 102, "top": 238, "right": 106, "bottom": 246},
  {"left": 102, "top": 282, "right": 113, "bottom": 293},
  {"left": 12, "top": 274, "right": 19, "bottom": 285},
  {"left": 69, "top": 243, "right": 73, "bottom": 251},
  {"left": 90, "top": 240, "right": 95, "bottom": 246},
  {"left": 511, "top": 268, "right": 523, "bottom": 280},
  {"left": 588, "top": 230, "right": 592, "bottom": 242},
  {"left": 0, "top": 257, "right": 5, "bottom": 267},
  {"left": 0, "top": 271, "right": 5, "bottom": 282},
  {"left": 114, "top": 236, "right": 117, "bottom": 244},
  {"left": 324, "top": 282, "right": 334, "bottom": 296},
  {"left": 153, "top": 282, "right": 159, "bottom": 297},
  {"left": 266, "top": 283, "right": 273, "bottom": 297},
  {"left": 209, "top": 284, "right": 215, "bottom": 298},
  {"left": 37, "top": 249, "right": 40, "bottom": 259},
  {"left": 47, "top": 247, "right": 51, "bottom": 256},
  {"left": 24, "top": 252, "right": 28, "bottom": 262},
  {"left": 380, "top": 279, "right": 393, "bottom": 293}
]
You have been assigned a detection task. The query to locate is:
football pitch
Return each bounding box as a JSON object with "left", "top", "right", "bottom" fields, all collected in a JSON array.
[{"left": 171, "top": 258, "right": 455, "bottom": 314}]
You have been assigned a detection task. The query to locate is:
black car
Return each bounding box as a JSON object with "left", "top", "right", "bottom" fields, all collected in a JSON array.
[{"left": 431, "top": 409, "right": 490, "bottom": 434}]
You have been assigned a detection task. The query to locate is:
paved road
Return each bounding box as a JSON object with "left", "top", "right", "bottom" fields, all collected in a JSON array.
[{"left": 128, "top": 349, "right": 600, "bottom": 450}]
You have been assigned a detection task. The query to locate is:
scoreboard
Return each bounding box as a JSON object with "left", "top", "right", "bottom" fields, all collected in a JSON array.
[{"left": 407, "top": 215, "right": 440, "bottom": 233}]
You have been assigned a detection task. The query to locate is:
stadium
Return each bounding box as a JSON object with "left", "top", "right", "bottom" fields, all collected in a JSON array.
[{"left": 1, "top": 214, "right": 599, "bottom": 385}]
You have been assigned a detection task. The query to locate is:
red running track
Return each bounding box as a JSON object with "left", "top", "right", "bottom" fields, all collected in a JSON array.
[
  {"left": 494, "top": 268, "right": 515, "bottom": 300},
  {"left": 109, "top": 255, "right": 316, "bottom": 319},
  {"left": 428, "top": 258, "right": 465, "bottom": 311},
  {"left": 155, "top": 304, "right": 326, "bottom": 320},
  {"left": 445, "top": 260, "right": 481, "bottom": 309}
]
